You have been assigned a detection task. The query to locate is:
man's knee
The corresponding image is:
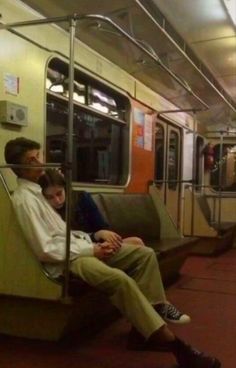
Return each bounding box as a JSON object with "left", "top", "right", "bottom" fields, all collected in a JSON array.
[{"left": 139, "top": 246, "right": 156, "bottom": 258}]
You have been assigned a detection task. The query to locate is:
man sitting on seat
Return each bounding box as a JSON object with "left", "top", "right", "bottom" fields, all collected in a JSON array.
[{"left": 5, "top": 137, "right": 220, "bottom": 368}]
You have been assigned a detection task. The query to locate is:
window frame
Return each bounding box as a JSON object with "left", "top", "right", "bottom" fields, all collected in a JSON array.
[
  {"left": 210, "top": 142, "right": 236, "bottom": 192},
  {"left": 45, "top": 57, "right": 131, "bottom": 188}
]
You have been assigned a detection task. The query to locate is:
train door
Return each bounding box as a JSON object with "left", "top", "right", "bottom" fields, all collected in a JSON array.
[{"left": 155, "top": 121, "right": 181, "bottom": 228}]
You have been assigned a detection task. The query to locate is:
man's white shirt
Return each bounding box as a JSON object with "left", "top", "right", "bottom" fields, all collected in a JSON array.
[{"left": 12, "top": 178, "right": 94, "bottom": 278}]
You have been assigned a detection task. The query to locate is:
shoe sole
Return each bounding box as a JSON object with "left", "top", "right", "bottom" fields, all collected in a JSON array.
[
  {"left": 164, "top": 317, "right": 191, "bottom": 324},
  {"left": 174, "top": 358, "right": 221, "bottom": 368}
]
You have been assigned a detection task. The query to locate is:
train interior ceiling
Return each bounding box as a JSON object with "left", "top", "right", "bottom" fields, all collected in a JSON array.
[
  {"left": 0, "top": 1, "right": 236, "bottom": 367},
  {"left": 9, "top": 0, "right": 236, "bottom": 127},
  {"left": 0, "top": 0, "right": 235, "bottom": 227}
]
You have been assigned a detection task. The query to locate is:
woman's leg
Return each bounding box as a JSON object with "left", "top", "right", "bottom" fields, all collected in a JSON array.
[{"left": 122, "top": 236, "right": 145, "bottom": 246}]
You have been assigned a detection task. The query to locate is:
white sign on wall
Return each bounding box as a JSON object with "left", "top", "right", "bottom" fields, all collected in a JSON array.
[
  {"left": 144, "top": 114, "right": 153, "bottom": 151},
  {"left": 4, "top": 73, "right": 19, "bottom": 95}
]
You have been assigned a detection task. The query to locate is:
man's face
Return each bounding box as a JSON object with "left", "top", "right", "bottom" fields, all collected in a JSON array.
[{"left": 19, "top": 149, "right": 44, "bottom": 182}]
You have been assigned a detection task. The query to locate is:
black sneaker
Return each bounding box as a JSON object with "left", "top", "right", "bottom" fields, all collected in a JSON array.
[
  {"left": 172, "top": 337, "right": 221, "bottom": 368},
  {"left": 155, "top": 303, "right": 191, "bottom": 324}
]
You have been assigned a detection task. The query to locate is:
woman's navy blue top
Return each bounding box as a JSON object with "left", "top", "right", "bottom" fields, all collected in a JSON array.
[{"left": 57, "top": 191, "right": 109, "bottom": 233}]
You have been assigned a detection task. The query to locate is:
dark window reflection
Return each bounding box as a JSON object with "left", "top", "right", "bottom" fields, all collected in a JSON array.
[
  {"left": 46, "top": 58, "right": 129, "bottom": 186},
  {"left": 196, "top": 136, "right": 204, "bottom": 191},
  {"left": 46, "top": 99, "right": 123, "bottom": 185},
  {"left": 210, "top": 144, "right": 236, "bottom": 191},
  {"left": 155, "top": 124, "right": 165, "bottom": 185},
  {"left": 168, "top": 131, "right": 179, "bottom": 190}
]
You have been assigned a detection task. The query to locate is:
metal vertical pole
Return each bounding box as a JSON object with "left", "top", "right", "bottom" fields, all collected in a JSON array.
[
  {"left": 218, "top": 132, "right": 223, "bottom": 229},
  {"left": 191, "top": 113, "right": 197, "bottom": 236},
  {"left": 62, "top": 16, "right": 76, "bottom": 300}
]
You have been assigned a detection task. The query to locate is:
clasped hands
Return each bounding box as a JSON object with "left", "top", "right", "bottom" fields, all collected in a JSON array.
[{"left": 93, "top": 230, "right": 123, "bottom": 260}]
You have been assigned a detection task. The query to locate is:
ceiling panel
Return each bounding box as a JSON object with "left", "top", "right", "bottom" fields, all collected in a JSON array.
[
  {"left": 151, "top": 0, "right": 233, "bottom": 41},
  {"left": 5, "top": 0, "right": 236, "bottom": 129},
  {"left": 194, "top": 37, "right": 236, "bottom": 76}
]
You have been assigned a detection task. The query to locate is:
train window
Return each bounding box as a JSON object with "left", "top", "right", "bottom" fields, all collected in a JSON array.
[
  {"left": 195, "top": 136, "right": 204, "bottom": 191},
  {"left": 154, "top": 124, "right": 165, "bottom": 185},
  {"left": 46, "top": 58, "right": 130, "bottom": 185},
  {"left": 87, "top": 87, "right": 121, "bottom": 119},
  {"left": 168, "top": 130, "right": 179, "bottom": 190},
  {"left": 210, "top": 144, "right": 236, "bottom": 191}
]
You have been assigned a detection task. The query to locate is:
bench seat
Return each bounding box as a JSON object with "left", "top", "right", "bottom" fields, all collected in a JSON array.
[{"left": 91, "top": 191, "right": 198, "bottom": 284}]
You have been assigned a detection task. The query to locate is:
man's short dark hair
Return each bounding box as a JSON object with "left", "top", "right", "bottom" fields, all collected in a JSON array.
[{"left": 4, "top": 137, "right": 40, "bottom": 175}]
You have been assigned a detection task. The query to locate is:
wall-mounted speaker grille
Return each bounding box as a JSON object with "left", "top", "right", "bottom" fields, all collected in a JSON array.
[{"left": 0, "top": 100, "right": 28, "bottom": 126}]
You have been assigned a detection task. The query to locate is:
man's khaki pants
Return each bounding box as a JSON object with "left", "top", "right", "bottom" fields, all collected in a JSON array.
[{"left": 70, "top": 244, "right": 166, "bottom": 339}]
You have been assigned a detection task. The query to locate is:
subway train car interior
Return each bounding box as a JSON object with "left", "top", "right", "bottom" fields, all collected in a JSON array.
[{"left": 0, "top": 1, "right": 236, "bottom": 367}]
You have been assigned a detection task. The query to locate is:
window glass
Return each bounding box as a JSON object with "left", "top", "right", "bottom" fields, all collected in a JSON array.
[
  {"left": 155, "top": 124, "right": 165, "bottom": 184},
  {"left": 46, "top": 67, "right": 86, "bottom": 104},
  {"left": 168, "top": 130, "right": 179, "bottom": 189},
  {"left": 195, "top": 136, "right": 204, "bottom": 190},
  {"left": 210, "top": 144, "right": 236, "bottom": 191},
  {"left": 88, "top": 87, "right": 123, "bottom": 120},
  {"left": 46, "top": 58, "right": 129, "bottom": 185}
]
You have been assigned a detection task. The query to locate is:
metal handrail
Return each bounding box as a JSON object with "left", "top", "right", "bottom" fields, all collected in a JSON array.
[
  {"left": 0, "top": 163, "right": 61, "bottom": 169},
  {"left": 154, "top": 179, "right": 193, "bottom": 183},
  {"left": 0, "top": 14, "right": 209, "bottom": 110}
]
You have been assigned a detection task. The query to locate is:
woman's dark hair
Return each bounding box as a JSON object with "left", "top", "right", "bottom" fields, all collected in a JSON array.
[
  {"left": 4, "top": 137, "right": 41, "bottom": 176},
  {"left": 39, "top": 170, "right": 109, "bottom": 232},
  {"left": 38, "top": 169, "right": 65, "bottom": 194}
]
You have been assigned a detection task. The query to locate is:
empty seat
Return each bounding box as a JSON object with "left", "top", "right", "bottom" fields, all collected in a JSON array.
[{"left": 183, "top": 187, "right": 235, "bottom": 255}]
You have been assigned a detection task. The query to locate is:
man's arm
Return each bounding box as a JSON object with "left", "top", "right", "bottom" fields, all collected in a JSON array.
[{"left": 13, "top": 196, "right": 94, "bottom": 263}]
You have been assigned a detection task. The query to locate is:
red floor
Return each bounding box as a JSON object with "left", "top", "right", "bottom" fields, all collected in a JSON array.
[{"left": 1, "top": 249, "right": 236, "bottom": 368}]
